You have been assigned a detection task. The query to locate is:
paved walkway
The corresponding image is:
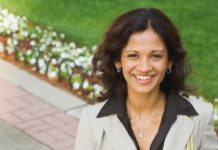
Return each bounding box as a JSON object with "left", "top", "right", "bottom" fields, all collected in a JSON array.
[
  {"left": 0, "top": 58, "right": 89, "bottom": 150},
  {"left": 0, "top": 119, "right": 50, "bottom": 150}
]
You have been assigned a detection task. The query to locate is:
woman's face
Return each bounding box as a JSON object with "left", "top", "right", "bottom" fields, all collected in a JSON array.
[{"left": 115, "top": 28, "right": 172, "bottom": 95}]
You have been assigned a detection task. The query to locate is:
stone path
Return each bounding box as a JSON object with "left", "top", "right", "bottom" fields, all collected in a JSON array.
[
  {"left": 0, "top": 78, "right": 79, "bottom": 150},
  {"left": 0, "top": 119, "right": 51, "bottom": 150}
]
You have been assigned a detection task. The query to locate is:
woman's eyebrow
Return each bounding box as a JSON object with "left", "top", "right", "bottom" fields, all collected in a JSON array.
[
  {"left": 125, "top": 50, "right": 139, "bottom": 53},
  {"left": 151, "top": 50, "right": 166, "bottom": 53}
]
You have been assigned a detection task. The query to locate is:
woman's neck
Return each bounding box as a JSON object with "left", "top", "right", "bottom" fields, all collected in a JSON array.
[{"left": 126, "top": 89, "right": 166, "bottom": 118}]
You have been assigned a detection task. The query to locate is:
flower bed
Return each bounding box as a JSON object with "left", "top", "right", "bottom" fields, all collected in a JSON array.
[{"left": 0, "top": 6, "right": 103, "bottom": 103}]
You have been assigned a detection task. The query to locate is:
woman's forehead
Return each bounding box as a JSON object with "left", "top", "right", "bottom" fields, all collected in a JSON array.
[{"left": 123, "top": 29, "right": 166, "bottom": 52}]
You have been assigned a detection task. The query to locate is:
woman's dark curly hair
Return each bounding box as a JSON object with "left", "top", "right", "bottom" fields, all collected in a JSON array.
[{"left": 92, "top": 8, "right": 191, "bottom": 101}]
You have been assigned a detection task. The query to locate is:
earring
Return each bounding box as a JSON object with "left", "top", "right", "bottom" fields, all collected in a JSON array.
[
  {"left": 116, "top": 67, "right": 121, "bottom": 73},
  {"left": 166, "top": 68, "right": 171, "bottom": 74}
]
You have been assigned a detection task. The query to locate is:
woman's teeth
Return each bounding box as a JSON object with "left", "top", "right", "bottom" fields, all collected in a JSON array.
[{"left": 135, "top": 75, "right": 151, "bottom": 81}]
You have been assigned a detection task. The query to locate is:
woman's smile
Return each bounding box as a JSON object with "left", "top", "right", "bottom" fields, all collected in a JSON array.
[{"left": 133, "top": 74, "right": 153, "bottom": 84}]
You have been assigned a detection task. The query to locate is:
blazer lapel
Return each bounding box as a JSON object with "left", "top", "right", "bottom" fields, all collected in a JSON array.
[
  {"left": 103, "top": 115, "right": 137, "bottom": 150},
  {"left": 163, "top": 115, "right": 194, "bottom": 150}
]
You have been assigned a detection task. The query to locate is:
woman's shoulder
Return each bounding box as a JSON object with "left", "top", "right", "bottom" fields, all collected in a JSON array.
[
  {"left": 81, "top": 100, "right": 108, "bottom": 119},
  {"left": 186, "top": 95, "right": 214, "bottom": 116}
]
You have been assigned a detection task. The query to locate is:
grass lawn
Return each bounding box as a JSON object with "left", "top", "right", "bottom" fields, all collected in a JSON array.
[{"left": 0, "top": 0, "right": 217, "bottom": 100}]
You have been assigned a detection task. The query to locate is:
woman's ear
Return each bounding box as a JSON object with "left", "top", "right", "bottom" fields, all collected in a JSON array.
[
  {"left": 167, "top": 60, "right": 173, "bottom": 69},
  {"left": 114, "top": 61, "right": 121, "bottom": 68}
]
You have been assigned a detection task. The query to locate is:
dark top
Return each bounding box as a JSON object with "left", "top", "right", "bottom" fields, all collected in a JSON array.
[{"left": 97, "top": 91, "right": 198, "bottom": 150}]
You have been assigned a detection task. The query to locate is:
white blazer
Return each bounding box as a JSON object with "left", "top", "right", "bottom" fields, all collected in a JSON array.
[{"left": 75, "top": 96, "right": 218, "bottom": 150}]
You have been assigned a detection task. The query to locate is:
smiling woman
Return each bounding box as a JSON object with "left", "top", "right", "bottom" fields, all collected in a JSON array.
[{"left": 75, "top": 8, "right": 218, "bottom": 150}]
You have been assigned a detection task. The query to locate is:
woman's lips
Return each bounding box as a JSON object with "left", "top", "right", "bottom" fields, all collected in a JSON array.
[{"left": 134, "top": 75, "right": 153, "bottom": 83}]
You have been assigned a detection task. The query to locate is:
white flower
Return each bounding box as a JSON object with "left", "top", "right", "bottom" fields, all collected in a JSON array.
[
  {"left": 82, "top": 80, "right": 89, "bottom": 89},
  {"left": 21, "top": 31, "right": 29, "bottom": 37},
  {"left": 35, "top": 26, "right": 39, "bottom": 29},
  {"left": 7, "top": 38, "right": 12, "bottom": 45},
  {"left": 26, "top": 49, "right": 32, "bottom": 55},
  {"left": 2, "top": 20, "right": 10, "bottom": 28},
  {"left": 82, "top": 63, "right": 89, "bottom": 69},
  {"left": 30, "top": 58, "right": 36, "bottom": 64},
  {"left": 6, "top": 46, "right": 15, "bottom": 54},
  {"left": 91, "top": 45, "right": 98, "bottom": 51},
  {"left": 43, "top": 55, "right": 50, "bottom": 62},
  {"left": 47, "top": 71, "right": 57, "bottom": 78},
  {"left": 60, "top": 53, "right": 68, "bottom": 59},
  {"left": 69, "top": 42, "right": 76, "bottom": 49},
  {"left": 74, "top": 59, "right": 80, "bottom": 66},
  {"left": 51, "top": 58, "right": 57, "bottom": 65},
  {"left": 75, "top": 57, "right": 86, "bottom": 66},
  {"left": 8, "top": 13, "right": 17, "bottom": 22},
  {"left": 33, "top": 51, "right": 39, "bottom": 57},
  {"left": 52, "top": 40, "right": 61, "bottom": 47},
  {"left": 76, "top": 48, "right": 85, "bottom": 55},
  {"left": 88, "top": 55, "right": 93, "bottom": 63},
  {"left": 73, "top": 82, "right": 80, "bottom": 89},
  {"left": 39, "top": 68, "right": 46, "bottom": 74},
  {"left": 68, "top": 62, "right": 75, "bottom": 68},
  {"left": 30, "top": 40, "right": 36, "bottom": 46},
  {"left": 60, "top": 33, "right": 65, "bottom": 39},
  {"left": 39, "top": 45, "right": 46, "bottom": 52},
  {"left": 87, "top": 70, "right": 92, "bottom": 76},
  {"left": 2, "top": 9, "right": 9, "bottom": 16},
  {"left": 38, "top": 59, "right": 46, "bottom": 68},
  {"left": 13, "top": 39, "right": 18, "bottom": 45},
  {"left": 60, "top": 64, "right": 67, "bottom": 72},
  {"left": 19, "top": 56, "right": 25, "bottom": 61},
  {"left": 52, "top": 32, "right": 57, "bottom": 37},
  {"left": 30, "top": 33, "right": 36, "bottom": 38},
  {"left": 10, "top": 24, "right": 19, "bottom": 31},
  {"left": 93, "top": 84, "right": 103, "bottom": 93}
]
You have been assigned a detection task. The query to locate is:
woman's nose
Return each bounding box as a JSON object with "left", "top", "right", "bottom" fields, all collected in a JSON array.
[{"left": 137, "top": 58, "right": 152, "bottom": 72}]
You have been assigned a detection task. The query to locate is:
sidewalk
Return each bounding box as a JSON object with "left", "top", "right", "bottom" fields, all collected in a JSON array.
[
  {"left": 0, "top": 58, "right": 89, "bottom": 150},
  {"left": 0, "top": 119, "right": 50, "bottom": 150}
]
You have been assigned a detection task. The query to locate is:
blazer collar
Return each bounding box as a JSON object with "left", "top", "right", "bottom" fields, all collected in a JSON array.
[
  {"left": 101, "top": 110, "right": 195, "bottom": 150},
  {"left": 103, "top": 115, "right": 137, "bottom": 150},
  {"left": 163, "top": 115, "right": 194, "bottom": 149},
  {"left": 97, "top": 91, "right": 198, "bottom": 118},
  {"left": 97, "top": 92, "right": 126, "bottom": 118}
]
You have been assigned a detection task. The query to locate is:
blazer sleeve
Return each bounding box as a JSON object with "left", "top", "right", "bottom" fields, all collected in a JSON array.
[
  {"left": 75, "top": 109, "right": 95, "bottom": 150},
  {"left": 200, "top": 103, "right": 218, "bottom": 149}
]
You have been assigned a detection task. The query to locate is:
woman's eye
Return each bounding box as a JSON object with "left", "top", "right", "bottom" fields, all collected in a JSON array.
[
  {"left": 151, "top": 54, "right": 162, "bottom": 59},
  {"left": 127, "top": 54, "right": 138, "bottom": 58}
]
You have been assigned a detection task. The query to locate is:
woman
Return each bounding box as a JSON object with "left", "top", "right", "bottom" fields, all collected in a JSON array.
[{"left": 75, "top": 8, "right": 218, "bottom": 150}]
